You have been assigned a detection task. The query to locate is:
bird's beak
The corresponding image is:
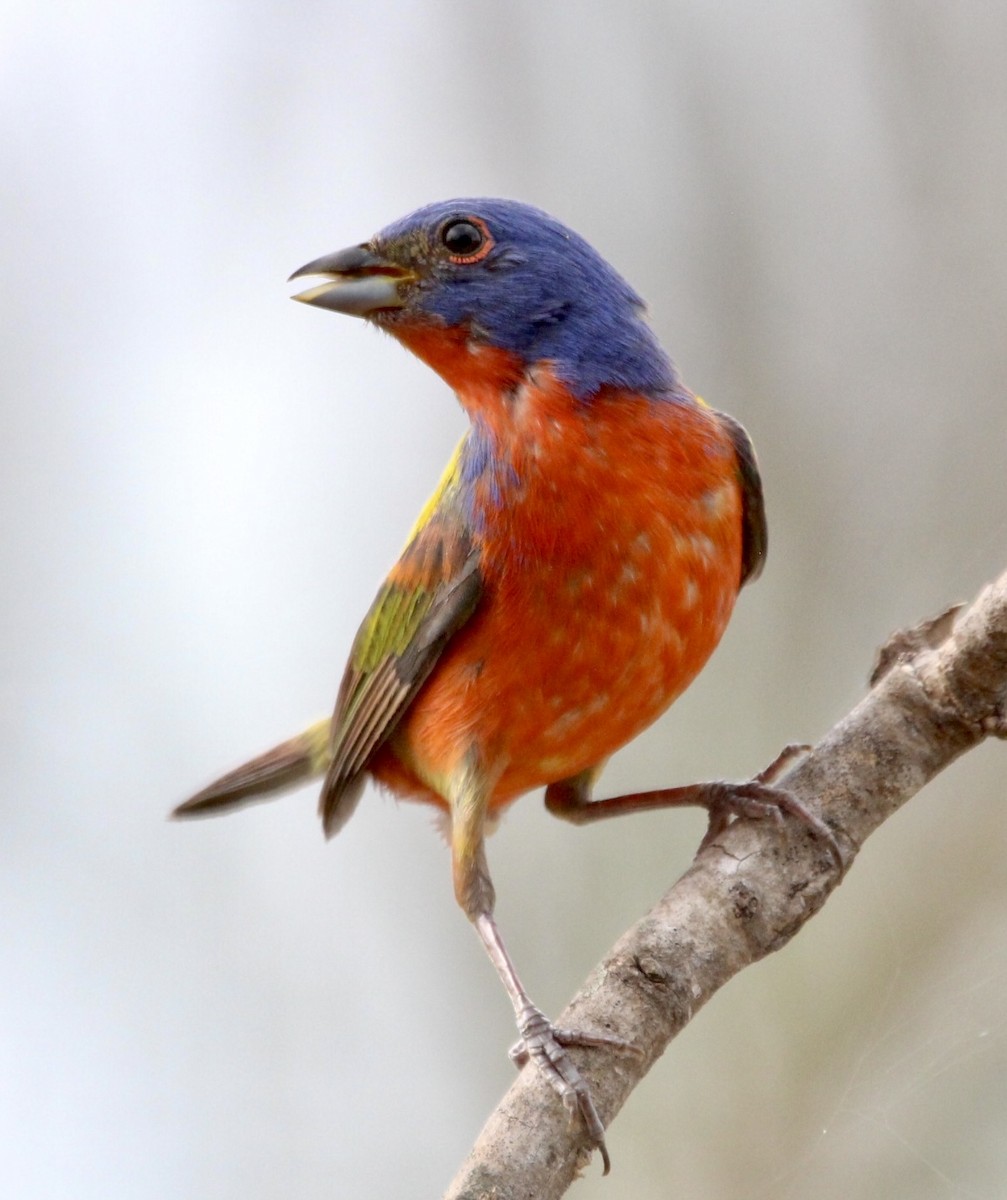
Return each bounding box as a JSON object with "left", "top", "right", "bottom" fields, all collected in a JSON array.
[{"left": 288, "top": 245, "right": 413, "bottom": 317}]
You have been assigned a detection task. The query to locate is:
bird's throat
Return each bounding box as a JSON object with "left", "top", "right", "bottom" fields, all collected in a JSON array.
[{"left": 384, "top": 319, "right": 527, "bottom": 416}]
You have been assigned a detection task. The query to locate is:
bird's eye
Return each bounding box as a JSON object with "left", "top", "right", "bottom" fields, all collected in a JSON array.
[{"left": 441, "top": 218, "right": 492, "bottom": 264}]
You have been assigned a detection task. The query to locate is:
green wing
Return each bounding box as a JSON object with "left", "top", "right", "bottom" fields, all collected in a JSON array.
[
  {"left": 717, "top": 411, "right": 767, "bottom": 587},
  {"left": 319, "top": 442, "right": 482, "bottom": 836}
]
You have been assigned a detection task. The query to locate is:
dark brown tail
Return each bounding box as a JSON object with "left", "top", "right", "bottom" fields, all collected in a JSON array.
[{"left": 172, "top": 719, "right": 331, "bottom": 818}]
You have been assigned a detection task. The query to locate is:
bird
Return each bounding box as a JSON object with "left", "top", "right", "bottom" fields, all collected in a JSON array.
[{"left": 174, "top": 198, "right": 838, "bottom": 1173}]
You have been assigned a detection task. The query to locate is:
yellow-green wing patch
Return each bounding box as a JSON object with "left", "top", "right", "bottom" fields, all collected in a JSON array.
[{"left": 319, "top": 442, "right": 482, "bottom": 835}]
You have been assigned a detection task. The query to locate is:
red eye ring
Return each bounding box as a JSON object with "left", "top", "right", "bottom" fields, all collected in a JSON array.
[{"left": 441, "top": 216, "right": 494, "bottom": 264}]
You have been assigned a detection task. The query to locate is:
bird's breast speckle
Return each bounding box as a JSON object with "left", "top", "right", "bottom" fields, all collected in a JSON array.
[{"left": 387, "top": 372, "right": 745, "bottom": 808}]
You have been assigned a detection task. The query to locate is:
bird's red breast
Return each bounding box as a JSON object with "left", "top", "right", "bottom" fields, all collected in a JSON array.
[{"left": 369, "top": 363, "right": 744, "bottom": 814}]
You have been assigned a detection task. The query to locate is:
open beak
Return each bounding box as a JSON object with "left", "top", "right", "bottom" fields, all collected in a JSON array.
[{"left": 288, "top": 245, "right": 412, "bottom": 317}]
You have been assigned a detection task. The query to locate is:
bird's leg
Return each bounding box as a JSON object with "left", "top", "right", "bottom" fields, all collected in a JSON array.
[
  {"left": 450, "top": 768, "right": 629, "bottom": 1175},
  {"left": 473, "top": 912, "right": 627, "bottom": 1174},
  {"left": 545, "top": 745, "right": 844, "bottom": 873}
]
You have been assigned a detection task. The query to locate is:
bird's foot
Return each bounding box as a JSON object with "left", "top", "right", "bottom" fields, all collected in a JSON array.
[
  {"left": 509, "top": 1005, "right": 638, "bottom": 1175},
  {"left": 696, "top": 745, "right": 845, "bottom": 875}
]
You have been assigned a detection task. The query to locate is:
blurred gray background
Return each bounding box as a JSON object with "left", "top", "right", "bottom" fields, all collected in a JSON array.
[{"left": 3, "top": 2, "right": 1006, "bottom": 1197}]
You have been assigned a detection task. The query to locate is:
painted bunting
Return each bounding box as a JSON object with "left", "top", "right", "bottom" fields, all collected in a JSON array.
[{"left": 175, "top": 199, "right": 837, "bottom": 1172}]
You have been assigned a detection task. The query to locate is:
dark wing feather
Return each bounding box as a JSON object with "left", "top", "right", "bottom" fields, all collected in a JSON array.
[
  {"left": 319, "top": 458, "right": 482, "bottom": 836},
  {"left": 717, "top": 411, "right": 767, "bottom": 587}
]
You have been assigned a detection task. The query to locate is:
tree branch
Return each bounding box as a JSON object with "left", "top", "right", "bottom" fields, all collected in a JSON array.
[{"left": 444, "top": 568, "right": 1007, "bottom": 1199}]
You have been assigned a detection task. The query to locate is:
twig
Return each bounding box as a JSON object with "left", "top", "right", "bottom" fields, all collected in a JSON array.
[{"left": 444, "top": 568, "right": 1007, "bottom": 1199}]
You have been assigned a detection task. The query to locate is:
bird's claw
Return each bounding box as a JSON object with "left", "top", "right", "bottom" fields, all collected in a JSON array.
[
  {"left": 697, "top": 753, "right": 845, "bottom": 876},
  {"left": 509, "top": 1005, "right": 637, "bottom": 1175},
  {"left": 508, "top": 1022, "right": 638, "bottom": 1068}
]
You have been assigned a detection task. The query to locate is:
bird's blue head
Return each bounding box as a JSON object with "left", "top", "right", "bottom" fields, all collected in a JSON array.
[{"left": 290, "top": 199, "right": 678, "bottom": 400}]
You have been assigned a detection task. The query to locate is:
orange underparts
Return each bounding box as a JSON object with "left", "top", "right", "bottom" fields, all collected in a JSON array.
[{"left": 371, "top": 329, "right": 744, "bottom": 815}]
